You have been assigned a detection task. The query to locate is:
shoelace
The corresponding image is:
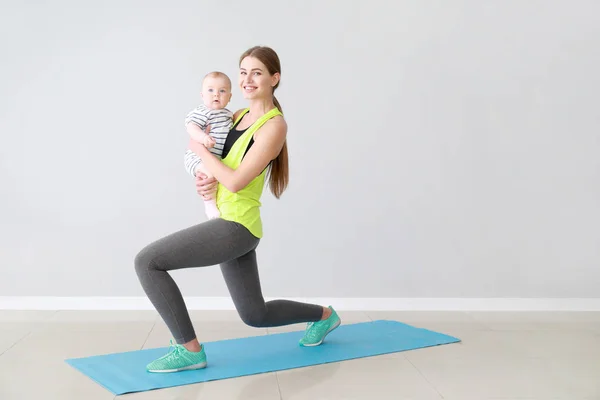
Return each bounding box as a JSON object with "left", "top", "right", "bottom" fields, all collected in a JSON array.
[
  {"left": 162, "top": 340, "right": 186, "bottom": 362},
  {"left": 304, "top": 321, "right": 323, "bottom": 339}
]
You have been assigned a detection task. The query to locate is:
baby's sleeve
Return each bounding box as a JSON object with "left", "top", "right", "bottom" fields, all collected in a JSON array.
[{"left": 185, "top": 106, "right": 209, "bottom": 129}]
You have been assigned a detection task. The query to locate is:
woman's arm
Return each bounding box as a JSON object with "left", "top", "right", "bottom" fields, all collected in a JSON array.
[{"left": 188, "top": 117, "right": 286, "bottom": 193}]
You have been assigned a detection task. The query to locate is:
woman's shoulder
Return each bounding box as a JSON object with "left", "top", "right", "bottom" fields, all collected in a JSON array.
[
  {"left": 260, "top": 114, "right": 287, "bottom": 136},
  {"left": 253, "top": 115, "right": 286, "bottom": 146},
  {"left": 232, "top": 108, "right": 248, "bottom": 121},
  {"left": 266, "top": 113, "right": 286, "bottom": 128}
]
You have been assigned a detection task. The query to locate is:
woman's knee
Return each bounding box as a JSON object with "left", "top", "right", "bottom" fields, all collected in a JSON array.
[
  {"left": 238, "top": 309, "right": 268, "bottom": 328},
  {"left": 134, "top": 244, "right": 158, "bottom": 276}
]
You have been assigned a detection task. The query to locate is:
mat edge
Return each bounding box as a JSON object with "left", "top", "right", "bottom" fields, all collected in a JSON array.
[{"left": 63, "top": 320, "right": 461, "bottom": 395}]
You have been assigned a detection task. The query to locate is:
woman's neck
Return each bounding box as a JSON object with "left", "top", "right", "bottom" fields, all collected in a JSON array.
[{"left": 247, "top": 98, "right": 275, "bottom": 119}]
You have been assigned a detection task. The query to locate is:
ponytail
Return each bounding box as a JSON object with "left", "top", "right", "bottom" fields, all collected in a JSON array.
[
  {"left": 273, "top": 96, "right": 283, "bottom": 113},
  {"left": 268, "top": 95, "right": 288, "bottom": 199}
]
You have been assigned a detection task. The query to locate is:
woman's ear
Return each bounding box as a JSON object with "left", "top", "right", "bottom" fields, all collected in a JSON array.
[{"left": 271, "top": 72, "right": 280, "bottom": 87}]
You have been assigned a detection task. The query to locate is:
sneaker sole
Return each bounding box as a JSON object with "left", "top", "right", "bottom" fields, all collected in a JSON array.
[
  {"left": 300, "top": 318, "right": 341, "bottom": 347},
  {"left": 148, "top": 361, "right": 207, "bottom": 373}
]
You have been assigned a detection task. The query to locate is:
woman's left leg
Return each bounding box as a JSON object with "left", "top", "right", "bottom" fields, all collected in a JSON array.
[
  {"left": 220, "top": 237, "right": 341, "bottom": 346},
  {"left": 220, "top": 248, "right": 324, "bottom": 326}
]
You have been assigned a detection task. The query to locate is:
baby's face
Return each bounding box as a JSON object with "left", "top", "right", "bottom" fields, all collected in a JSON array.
[{"left": 201, "top": 76, "right": 232, "bottom": 110}]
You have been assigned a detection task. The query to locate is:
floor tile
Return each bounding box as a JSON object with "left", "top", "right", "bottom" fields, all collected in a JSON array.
[
  {"left": 0, "top": 310, "right": 58, "bottom": 321},
  {"left": 410, "top": 355, "right": 573, "bottom": 399},
  {"left": 502, "top": 330, "right": 600, "bottom": 359},
  {"left": 51, "top": 310, "right": 158, "bottom": 322},
  {"left": 0, "top": 310, "right": 58, "bottom": 331},
  {"left": 0, "top": 325, "right": 150, "bottom": 400},
  {"left": 119, "top": 372, "right": 282, "bottom": 400},
  {"left": 402, "top": 329, "right": 526, "bottom": 363},
  {"left": 548, "top": 356, "right": 600, "bottom": 398},
  {"left": 38, "top": 310, "right": 158, "bottom": 333},
  {"left": 468, "top": 311, "right": 600, "bottom": 331},
  {"left": 0, "top": 310, "right": 596, "bottom": 399},
  {"left": 0, "top": 327, "right": 30, "bottom": 355},
  {"left": 277, "top": 357, "right": 442, "bottom": 400},
  {"left": 366, "top": 310, "right": 490, "bottom": 335}
]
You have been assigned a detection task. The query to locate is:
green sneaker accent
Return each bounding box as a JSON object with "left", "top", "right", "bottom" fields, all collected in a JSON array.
[
  {"left": 299, "top": 306, "right": 341, "bottom": 347},
  {"left": 146, "top": 340, "right": 207, "bottom": 373}
]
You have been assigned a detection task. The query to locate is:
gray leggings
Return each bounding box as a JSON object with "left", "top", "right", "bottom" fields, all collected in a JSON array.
[{"left": 134, "top": 218, "right": 323, "bottom": 344}]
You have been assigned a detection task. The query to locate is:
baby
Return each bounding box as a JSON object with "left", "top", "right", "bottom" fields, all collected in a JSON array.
[{"left": 183, "top": 71, "right": 233, "bottom": 219}]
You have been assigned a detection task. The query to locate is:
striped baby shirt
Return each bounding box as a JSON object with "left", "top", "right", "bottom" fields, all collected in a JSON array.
[{"left": 184, "top": 103, "right": 233, "bottom": 176}]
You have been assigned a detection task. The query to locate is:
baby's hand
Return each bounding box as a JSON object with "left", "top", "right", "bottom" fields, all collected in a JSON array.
[
  {"left": 203, "top": 135, "right": 216, "bottom": 148},
  {"left": 202, "top": 125, "right": 215, "bottom": 148}
]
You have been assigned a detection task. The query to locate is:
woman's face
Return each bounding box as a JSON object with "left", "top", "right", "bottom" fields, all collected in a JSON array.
[{"left": 239, "top": 56, "right": 279, "bottom": 100}]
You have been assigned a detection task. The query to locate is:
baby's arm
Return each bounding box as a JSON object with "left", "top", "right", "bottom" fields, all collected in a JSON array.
[
  {"left": 187, "top": 122, "right": 213, "bottom": 146},
  {"left": 183, "top": 107, "right": 209, "bottom": 177},
  {"left": 185, "top": 107, "right": 215, "bottom": 148}
]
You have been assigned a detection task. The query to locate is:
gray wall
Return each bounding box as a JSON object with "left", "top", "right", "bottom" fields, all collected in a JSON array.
[{"left": 1, "top": 1, "right": 598, "bottom": 299}]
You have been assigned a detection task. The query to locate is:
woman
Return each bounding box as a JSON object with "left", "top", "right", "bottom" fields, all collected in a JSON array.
[{"left": 135, "top": 46, "right": 340, "bottom": 373}]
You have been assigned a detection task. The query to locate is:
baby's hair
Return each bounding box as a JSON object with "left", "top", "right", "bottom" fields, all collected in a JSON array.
[{"left": 203, "top": 71, "right": 231, "bottom": 88}]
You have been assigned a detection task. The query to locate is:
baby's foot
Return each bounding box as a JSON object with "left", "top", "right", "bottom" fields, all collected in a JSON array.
[{"left": 204, "top": 200, "right": 220, "bottom": 220}]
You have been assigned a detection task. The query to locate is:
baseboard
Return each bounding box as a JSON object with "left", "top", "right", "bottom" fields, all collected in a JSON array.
[{"left": 0, "top": 297, "right": 599, "bottom": 311}]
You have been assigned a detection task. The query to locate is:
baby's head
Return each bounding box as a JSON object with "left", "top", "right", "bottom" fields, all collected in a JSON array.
[{"left": 201, "top": 71, "right": 232, "bottom": 110}]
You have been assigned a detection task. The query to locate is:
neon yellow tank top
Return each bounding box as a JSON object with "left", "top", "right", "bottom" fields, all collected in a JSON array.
[{"left": 216, "top": 107, "right": 283, "bottom": 238}]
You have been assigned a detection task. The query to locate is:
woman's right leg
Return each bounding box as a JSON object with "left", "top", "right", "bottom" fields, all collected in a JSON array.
[{"left": 134, "top": 218, "right": 259, "bottom": 345}]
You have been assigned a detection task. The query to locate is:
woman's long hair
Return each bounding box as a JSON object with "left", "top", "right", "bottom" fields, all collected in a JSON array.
[{"left": 239, "top": 46, "right": 288, "bottom": 199}]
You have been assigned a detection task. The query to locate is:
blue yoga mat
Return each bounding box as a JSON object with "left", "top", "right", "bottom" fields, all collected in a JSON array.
[{"left": 66, "top": 320, "right": 459, "bottom": 395}]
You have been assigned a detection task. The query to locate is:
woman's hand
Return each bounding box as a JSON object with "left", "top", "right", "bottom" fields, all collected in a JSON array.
[{"left": 195, "top": 173, "right": 217, "bottom": 200}]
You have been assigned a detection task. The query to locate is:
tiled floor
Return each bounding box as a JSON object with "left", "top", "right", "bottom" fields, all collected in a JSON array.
[{"left": 0, "top": 309, "right": 599, "bottom": 399}]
